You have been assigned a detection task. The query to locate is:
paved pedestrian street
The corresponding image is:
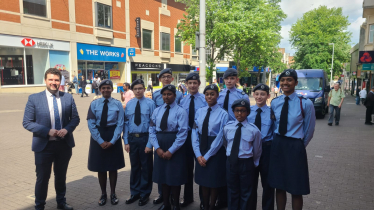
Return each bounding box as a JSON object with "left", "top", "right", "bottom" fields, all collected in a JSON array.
[{"left": 0, "top": 93, "right": 373, "bottom": 210}]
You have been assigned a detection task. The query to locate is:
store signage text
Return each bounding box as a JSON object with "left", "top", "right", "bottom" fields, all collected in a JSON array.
[
  {"left": 21, "top": 38, "right": 54, "bottom": 48},
  {"left": 135, "top": 17, "right": 141, "bottom": 38},
  {"left": 21, "top": 38, "right": 35, "bottom": 47},
  {"left": 77, "top": 43, "right": 126, "bottom": 62},
  {"left": 135, "top": 63, "right": 163, "bottom": 69}
]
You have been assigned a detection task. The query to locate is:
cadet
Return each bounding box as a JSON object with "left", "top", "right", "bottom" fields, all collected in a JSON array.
[
  {"left": 268, "top": 69, "right": 316, "bottom": 210},
  {"left": 192, "top": 84, "right": 228, "bottom": 210},
  {"left": 179, "top": 72, "right": 207, "bottom": 207},
  {"left": 223, "top": 99, "right": 262, "bottom": 210},
  {"left": 153, "top": 68, "right": 183, "bottom": 107},
  {"left": 123, "top": 79, "right": 156, "bottom": 206},
  {"left": 218, "top": 68, "right": 249, "bottom": 121},
  {"left": 149, "top": 84, "right": 188, "bottom": 210},
  {"left": 87, "top": 80, "right": 125, "bottom": 206},
  {"left": 247, "top": 84, "right": 275, "bottom": 210}
]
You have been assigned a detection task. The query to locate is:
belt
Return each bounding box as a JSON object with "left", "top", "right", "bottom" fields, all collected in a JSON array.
[{"left": 130, "top": 133, "right": 149, "bottom": 138}]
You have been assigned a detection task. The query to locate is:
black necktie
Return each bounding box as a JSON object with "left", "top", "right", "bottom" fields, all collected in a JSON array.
[
  {"left": 279, "top": 96, "right": 289, "bottom": 136},
  {"left": 160, "top": 105, "right": 170, "bottom": 131},
  {"left": 200, "top": 107, "right": 212, "bottom": 151},
  {"left": 229, "top": 123, "right": 243, "bottom": 164},
  {"left": 189, "top": 95, "right": 195, "bottom": 129},
  {"left": 254, "top": 108, "right": 262, "bottom": 131},
  {"left": 134, "top": 100, "right": 141, "bottom": 126},
  {"left": 100, "top": 99, "right": 109, "bottom": 127},
  {"left": 223, "top": 90, "right": 230, "bottom": 111}
]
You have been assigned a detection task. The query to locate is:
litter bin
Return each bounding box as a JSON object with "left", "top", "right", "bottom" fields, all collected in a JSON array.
[{"left": 86, "top": 84, "right": 92, "bottom": 94}]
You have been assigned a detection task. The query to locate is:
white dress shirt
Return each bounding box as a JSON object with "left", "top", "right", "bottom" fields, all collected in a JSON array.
[{"left": 45, "top": 90, "right": 62, "bottom": 140}]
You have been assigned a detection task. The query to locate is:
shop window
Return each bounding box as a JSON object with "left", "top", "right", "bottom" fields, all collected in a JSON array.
[
  {"left": 23, "top": 0, "right": 47, "bottom": 17},
  {"left": 369, "top": 25, "right": 374, "bottom": 43},
  {"left": 151, "top": 73, "right": 160, "bottom": 86},
  {"left": 26, "top": 48, "right": 48, "bottom": 85},
  {"left": 0, "top": 55, "right": 25, "bottom": 85},
  {"left": 175, "top": 36, "right": 182, "bottom": 53},
  {"left": 161, "top": 33, "right": 170, "bottom": 51},
  {"left": 143, "top": 29, "right": 152, "bottom": 49},
  {"left": 97, "top": 3, "right": 112, "bottom": 29}
]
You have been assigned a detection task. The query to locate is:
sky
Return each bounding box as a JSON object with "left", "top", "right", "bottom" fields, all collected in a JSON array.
[{"left": 279, "top": 0, "right": 364, "bottom": 56}]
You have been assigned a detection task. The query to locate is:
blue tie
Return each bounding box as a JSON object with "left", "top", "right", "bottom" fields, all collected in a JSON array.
[{"left": 53, "top": 94, "right": 62, "bottom": 130}]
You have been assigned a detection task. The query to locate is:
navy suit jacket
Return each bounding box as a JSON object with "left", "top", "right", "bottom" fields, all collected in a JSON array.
[{"left": 23, "top": 91, "right": 80, "bottom": 152}]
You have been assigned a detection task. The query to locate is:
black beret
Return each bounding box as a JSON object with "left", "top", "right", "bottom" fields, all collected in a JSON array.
[
  {"left": 185, "top": 72, "right": 200, "bottom": 81},
  {"left": 231, "top": 99, "right": 250, "bottom": 114},
  {"left": 253, "top": 83, "right": 270, "bottom": 93},
  {"left": 99, "top": 79, "right": 113, "bottom": 89},
  {"left": 223, "top": 68, "right": 238, "bottom": 79},
  {"left": 130, "top": 79, "right": 144, "bottom": 89},
  {"left": 279, "top": 69, "right": 298, "bottom": 81},
  {"left": 203, "top": 84, "right": 219, "bottom": 94},
  {"left": 161, "top": 84, "right": 176, "bottom": 94},
  {"left": 159, "top": 68, "right": 172, "bottom": 78}
]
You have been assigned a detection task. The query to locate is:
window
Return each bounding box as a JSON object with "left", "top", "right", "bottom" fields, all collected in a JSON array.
[
  {"left": 97, "top": 3, "right": 112, "bottom": 29},
  {"left": 192, "top": 49, "right": 198, "bottom": 55},
  {"left": 206, "top": 48, "right": 212, "bottom": 59},
  {"left": 143, "top": 29, "right": 152, "bottom": 49},
  {"left": 161, "top": 33, "right": 170, "bottom": 51},
  {"left": 175, "top": 36, "right": 182, "bottom": 53},
  {"left": 369, "top": 25, "right": 374, "bottom": 43},
  {"left": 23, "top": 0, "right": 46, "bottom": 17}
]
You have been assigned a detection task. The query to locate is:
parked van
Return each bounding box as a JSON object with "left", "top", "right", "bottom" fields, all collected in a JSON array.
[{"left": 295, "top": 69, "right": 330, "bottom": 118}]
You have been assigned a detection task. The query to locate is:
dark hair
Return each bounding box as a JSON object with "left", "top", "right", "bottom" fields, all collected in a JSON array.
[
  {"left": 44, "top": 68, "right": 62, "bottom": 80},
  {"left": 124, "top": 83, "right": 131, "bottom": 88}
]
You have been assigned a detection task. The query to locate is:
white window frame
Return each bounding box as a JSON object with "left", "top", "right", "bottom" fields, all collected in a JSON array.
[{"left": 96, "top": 2, "right": 112, "bottom": 29}]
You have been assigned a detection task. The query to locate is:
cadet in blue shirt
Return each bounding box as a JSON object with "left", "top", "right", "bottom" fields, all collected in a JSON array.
[
  {"left": 192, "top": 84, "right": 228, "bottom": 210},
  {"left": 123, "top": 79, "right": 156, "bottom": 206},
  {"left": 153, "top": 68, "right": 183, "bottom": 107},
  {"left": 223, "top": 99, "right": 262, "bottom": 210},
  {"left": 218, "top": 68, "right": 249, "bottom": 121},
  {"left": 247, "top": 84, "right": 275, "bottom": 210},
  {"left": 87, "top": 80, "right": 125, "bottom": 206},
  {"left": 179, "top": 72, "right": 207, "bottom": 207},
  {"left": 268, "top": 69, "right": 316, "bottom": 210},
  {"left": 149, "top": 84, "right": 188, "bottom": 210}
]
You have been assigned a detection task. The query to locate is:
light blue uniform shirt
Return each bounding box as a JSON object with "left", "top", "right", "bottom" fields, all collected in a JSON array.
[
  {"left": 223, "top": 119, "right": 262, "bottom": 167},
  {"left": 191, "top": 104, "right": 228, "bottom": 161},
  {"left": 271, "top": 92, "right": 316, "bottom": 147},
  {"left": 218, "top": 87, "right": 249, "bottom": 121},
  {"left": 123, "top": 96, "right": 156, "bottom": 148},
  {"left": 149, "top": 101, "right": 188, "bottom": 154},
  {"left": 180, "top": 92, "right": 208, "bottom": 130},
  {"left": 87, "top": 97, "right": 124, "bottom": 145},
  {"left": 153, "top": 89, "right": 183, "bottom": 107},
  {"left": 247, "top": 105, "right": 274, "bottom": 142}
]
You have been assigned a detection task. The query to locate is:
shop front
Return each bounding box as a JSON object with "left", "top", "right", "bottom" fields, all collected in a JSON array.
[{"left": 0, "top": 34, "right": 70, "bottom": 93}]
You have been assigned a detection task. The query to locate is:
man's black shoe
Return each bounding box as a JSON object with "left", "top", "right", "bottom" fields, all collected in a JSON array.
[
  {"left": 126, "top": 194, "right": 140, "bottom": 204},
  {"left": 365, "top": 122, "right": 373, "bottom": 125},
  {"left": 98, "top": 194, "right": 107, "bottom": 206},
  {"left": 153, "top": 195, "right": 163, "bottom": 204},
  {"left": 200, "top": 203, "right": 205, "bottom": 210},
  {"left": 214, "top": 200, "right": 227, "bottom": 209},
  {"left": 111, "top": 193, "right": 119, "bottom": 205},
  {"left": 180, "top": 199, "right": 194, "bottom": 207},
  {"left": 57, "top": 203, "right": 73, "bottom": 210},
  {"left": 335, "top": 122, "right": 339, "bottom": 126},
  {"left": 139, "top": 195, "right": 150, "bottom": 206},
  {"left": 328, "top": 123, "right": 332, "bottom": 126},
  {"left": 158, "top": 204, "right": 171, "bottom": 210}
]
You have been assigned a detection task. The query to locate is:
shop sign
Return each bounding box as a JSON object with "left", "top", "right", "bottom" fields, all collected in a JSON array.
[
  {"left": 110, "top": 70, "right": 120, "bottom": 79},
  {"left": 362, "top": 63, "right": 374, "bottom": 71},
  {"left": 353, "top": 71, "right": 356, "bottom": 75},
  {"left": 0, "top": 34, "right": 69, "bottom": 51},
  {"left": 131, "top": 62, "right": 164, "bottom": 70},
  {"left": 21, "top": 38, "right": 35, "bottom": 47},
  {"left": 128, "top": 48, "right": 136, "bottom": 57},
  {"left": 135, "top": 17, "right": 141, "bottom": 38},
  {"left": 22, "top": 38, "right": 54, "bottom": 48},
  {"left": 77, "top": 43, "right": 126, "bottom": 62},
  {"left": 359, "top": 51, "right": 374, "bottom": 63}
]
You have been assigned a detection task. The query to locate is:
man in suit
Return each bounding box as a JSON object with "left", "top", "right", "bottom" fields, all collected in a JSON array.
[
  {"left": 23, "top": 68, "right": 80, "bottom": 210},
  {"left": 364, "top": 86, "right": 374, "bottom": 125}
]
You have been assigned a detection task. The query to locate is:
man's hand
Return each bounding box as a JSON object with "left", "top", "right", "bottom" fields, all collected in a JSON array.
[
  {"left": 106, "top": 142, "right": 113, "bottom": 149},
  {"left": 49, "top": 129, "right": 58, "bottom": 137},
  {"left": 57, "top": 129, "right": 68, "bottom": 138},
  {"left": 327, "top": 102, "right": 329, "bottom": 107},
  {"left": 197, "top": 156, "right": 206, "bottom": 167},
  {"left": 125, "top": 144, "right": 130, "bottom": 153},
  {"left": 100, "top": 142, "right": 108, "bottom": 149},
  {"left": 338, "top": 104, "right": 342, "bottom": 109},
  {"left": 163, "top": 151, "right": 172, "bottom": 160},
  {"left": 156, "top": 148, "right": 164, "bottom": 158},
  {"left": 145, "top": 147, "right": 153, "bottom": 153}
]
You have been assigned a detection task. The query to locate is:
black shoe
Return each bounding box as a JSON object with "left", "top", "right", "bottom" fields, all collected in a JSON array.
[
  {"left": 180, "top": 199, "right": 194, "bottom": 207},
  {"left": 158, "top": 204, "right": 171, "bottom": 210},
  {"left": 328, "top": 123, "right": 332, "bottom": 126},
  {"left": 139, "top": 195, "right": 150, "bottom": 206},
  {"left": 365, "top": 122, "right": 373, "bottom": 125},
  {"left": 126, "top": 194, "right": 140, "bottom": 204},
  {"left": 335, "top": 122, "right": 339, "bottom": 126},
  {"left": 200, "top": 202, "right": 205, "bottom": 210},
  {"left": 57, "top": 203, "right": 73, "bottom": 210},
  {"left": 154, "top": 195, "right": 163, "bottom": 204},
  {"left": 111, "top": 193, "right": 119, "bottom": 205},
  {"left": 214, "top": 200, "right": 227, "bottom": 209},
  {"left": 98, "top": 194, "right": 107, "bottom": 206}
]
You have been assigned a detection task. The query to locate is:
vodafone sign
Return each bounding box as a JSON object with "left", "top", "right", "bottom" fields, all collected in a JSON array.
[{"left": 21, "top": 38, "right": 36, "bottom": 47}]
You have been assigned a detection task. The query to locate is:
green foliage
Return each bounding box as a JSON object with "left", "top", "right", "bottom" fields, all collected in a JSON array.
[
  {"left": 268, "top": 51, "right": 288, "bottom": 74},
  {"left": 289, "top": 6, "right": 351, "bottom": 77}
]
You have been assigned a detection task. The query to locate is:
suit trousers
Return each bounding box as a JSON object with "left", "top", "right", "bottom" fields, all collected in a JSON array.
[
  {"left": 182, "top": 131, "right": 195, "bottom": 201},
  {"left": 129, "top": 135, "right": 153, "bottom": 197},
  {"left": 34, "top": 141, "right": 72, "bottom": 210},
  {"left": 365, "top": 106, "right": 374, "bottom": 123}
]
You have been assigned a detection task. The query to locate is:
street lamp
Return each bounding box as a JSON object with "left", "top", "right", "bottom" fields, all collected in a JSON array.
[{"left": 329, "top": 43, "right": 334, "bottom": 87}]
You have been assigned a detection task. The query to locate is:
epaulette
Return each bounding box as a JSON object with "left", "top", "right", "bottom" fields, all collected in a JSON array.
[
  {"left": 248, "top": 122, "right": 261, "bottom": 132},
  {"left": 240, "top": 90, "right": 246, "bottom": 95},
  {"left": 226, "top": 120, "right": 236, "bottom": 125},
  {"left": 153, "top": 89, "right": 161, "bottom": 93},
  {"left": 271, "top": 95, "right": 281, "bottom": 103}
]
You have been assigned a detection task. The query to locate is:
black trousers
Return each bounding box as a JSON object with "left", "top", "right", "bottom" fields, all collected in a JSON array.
[
  {"left": 249, "top": 142, "right": 275, "bottom": 210},
  {"left": 366, "top": 106, "right": 373, "bottom": 123},
  {"left": 129, "top": 135, "right": 153, "bottom": 197},
  {"left": 34, "top": 141, "right": 72, "bottom": 210},
  {"left": 182, "top": 131, "right": 194, "bottom": 201},
  {"left": 81, "top": 86, "right": 88, "bottom": 96},
  {"left": 227, "top": 158, "right": 255, "bottom": 210}
]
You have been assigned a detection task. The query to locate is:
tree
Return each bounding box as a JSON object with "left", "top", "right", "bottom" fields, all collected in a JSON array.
[{"left": 289, "top": 6, "right": 351, "bottom": 77}]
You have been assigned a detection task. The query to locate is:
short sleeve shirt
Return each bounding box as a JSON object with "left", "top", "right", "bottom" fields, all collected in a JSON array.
[{"left": 329, "top": 89, "right": 345, "bottom": 106}]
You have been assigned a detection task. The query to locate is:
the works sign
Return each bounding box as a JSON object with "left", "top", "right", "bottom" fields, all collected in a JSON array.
[
  {"left": 359, "top": 51, "right": 374, "bottom": 63},
  {"left": 77, "top": 43, "right": 126, "bottom": 62}
]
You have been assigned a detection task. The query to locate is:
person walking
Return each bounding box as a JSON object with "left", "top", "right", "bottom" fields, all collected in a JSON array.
[
  {"left": 360, "top": 87, "right": 367, "bottom": 105},
  {"left": 72, "top": 74, "right": 79, "bottom": 95},
  {"left": 22, "top": 68, "right": 80, "bottom": 210},
  {"left": 93, "top": 74, "right": 102, "bottom": 96},
  {"left": 80, "top": 75, "right": 88, "bottom": 97},
  {"left": 356, "top": 86, "right": 361, "bottom": 105},
  {"left": 87, "top": 79, "right": 125, "bottom": 206},
  {"left": 120, "top": 83, "right": 135, "bottom": 109},
  {"left": 274, "top": 87, "right": 279, "bottom": 98},
  {"left": 364, "top": 86, "right": 374, "bottom": 125},
  {"left": 327, "top": 83, "right": 345, "bottom": 126},
  {"left": 148, "top": 77, "right": 154, "bottom": 93}
]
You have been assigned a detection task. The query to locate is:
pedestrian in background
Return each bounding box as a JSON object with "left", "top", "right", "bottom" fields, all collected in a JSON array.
[
  {"left": 145, "top": 91, "right": 153, "bottom": 99},
  {"left": 120, "top": 83, "right": 135, "bottom": 109},
  {"left": 327, "top": 83, "right": 345, "bottom": 126},
  {"left": 148, "top": 76, "right": 153, "bottom": 93},
  {"left": 72, "top": 74, "right": 79, "bottom": 95},
  {"left": 356, "top": 86, "right": 361, "bottom": 105},
  {"left": 360, "top": 87, "right": 367, "bottom": 105},
  {"left": 80, "top": 75, "right": 88, "bottom": 97},
  {"left": 93, "top": 74, "right": 101, "bottom": 96},
  {"left": 59, "top": 73, "right": 65, "bottom": 92},
  {"left": 274, "top": 87, "right": 279, "bottom": 98},
  {"left": 364, "top": 86, "right": 374, "bottom": 125}
]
